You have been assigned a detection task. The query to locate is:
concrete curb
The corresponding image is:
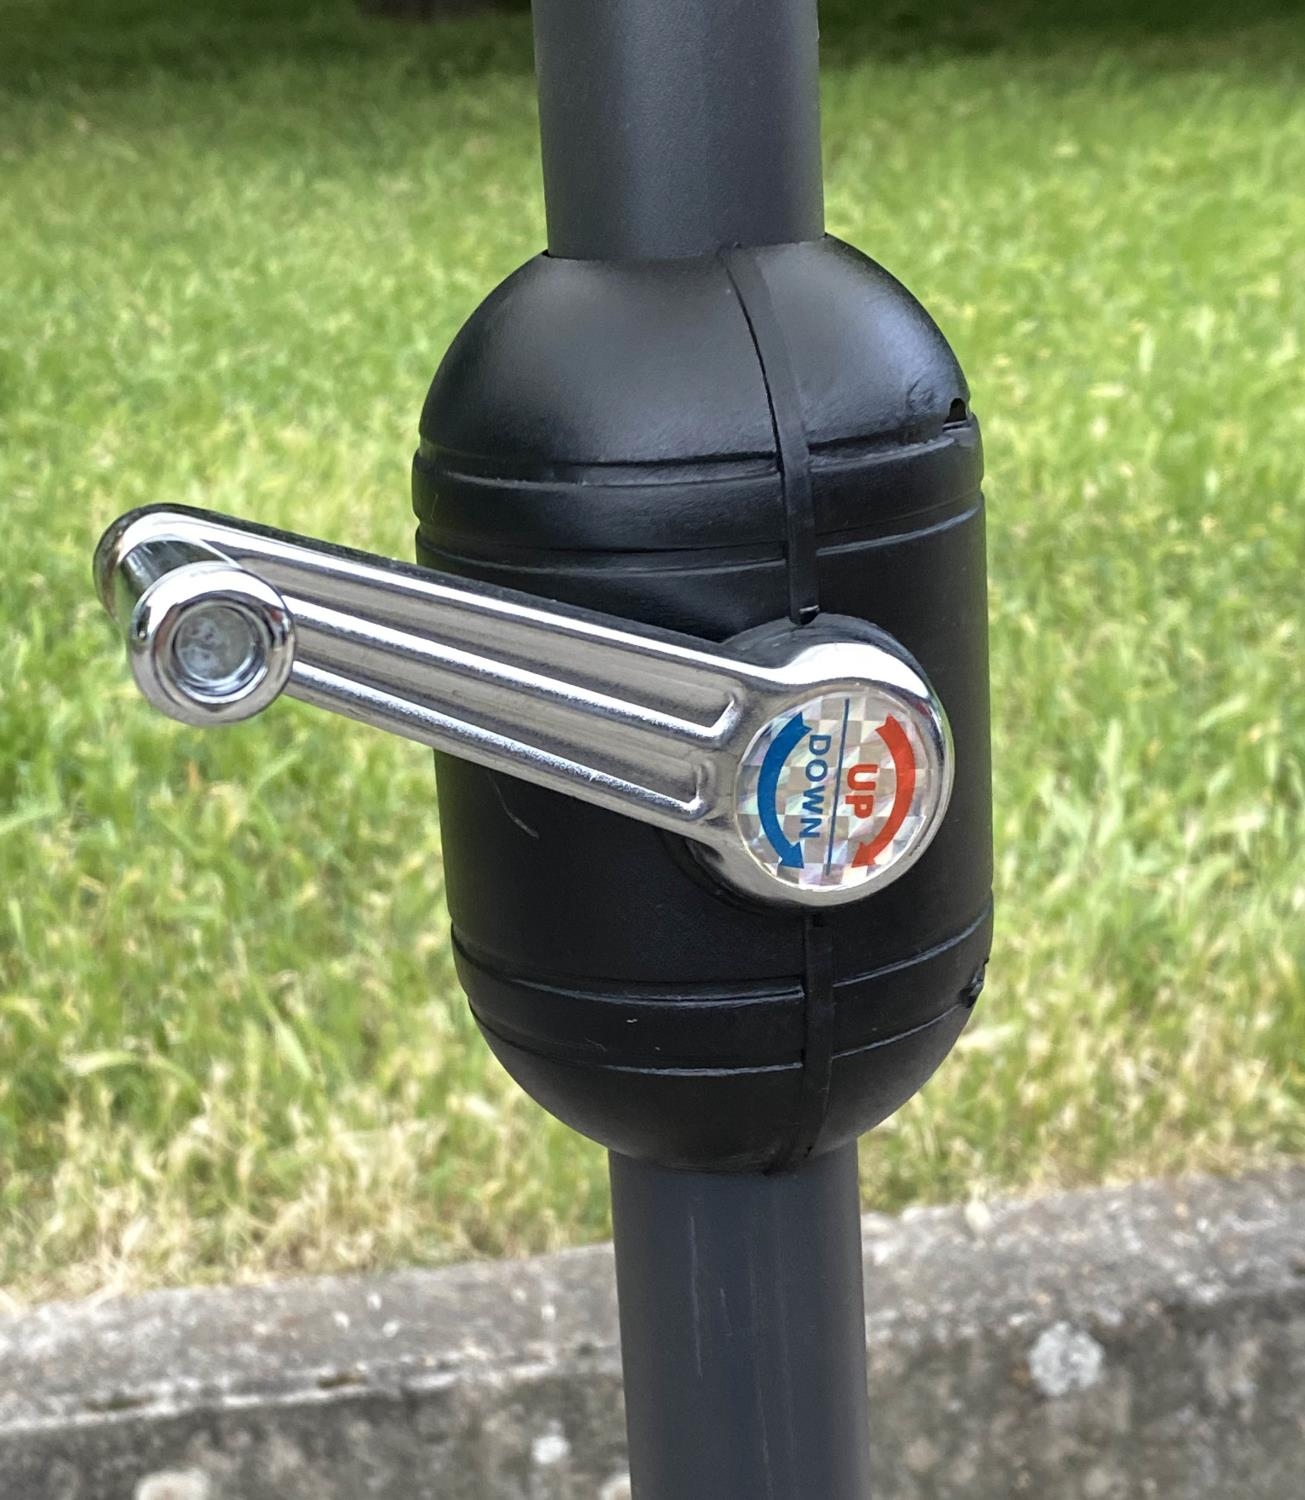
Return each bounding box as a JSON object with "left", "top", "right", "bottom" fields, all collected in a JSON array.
[{"left": 2, "top": 1169, "right": 1302, "bottom": 1499}]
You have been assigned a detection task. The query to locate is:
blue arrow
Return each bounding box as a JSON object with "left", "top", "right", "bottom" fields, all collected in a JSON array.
[{"left": 758, "top": 713, "right": 810, "bottom": 869}]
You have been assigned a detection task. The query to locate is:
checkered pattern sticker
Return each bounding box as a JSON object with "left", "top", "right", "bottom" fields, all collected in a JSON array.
[{"left": 734, "top": 688, "right": 941, "bottom": 895}]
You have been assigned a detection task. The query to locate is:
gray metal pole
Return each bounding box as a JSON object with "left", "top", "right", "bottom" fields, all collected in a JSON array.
[
  {"left": 609, "top": 1143, "right": 873, "bottom": 1499},
  {"left": 534, "top": 4, "right": 870, "bottom": 1494},
  {"left": 531, "top": 0, "right": 825, "bottom": 260}
]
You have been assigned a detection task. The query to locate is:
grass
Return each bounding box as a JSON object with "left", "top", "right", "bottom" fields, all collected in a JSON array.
[{"left": 0, "top": 0, "right": 1302, "bottom": 1306}]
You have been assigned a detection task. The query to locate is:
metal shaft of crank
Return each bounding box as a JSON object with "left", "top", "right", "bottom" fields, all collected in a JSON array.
[{"left": 609, "top": 1144, "right": 873, "bottom": 1500}]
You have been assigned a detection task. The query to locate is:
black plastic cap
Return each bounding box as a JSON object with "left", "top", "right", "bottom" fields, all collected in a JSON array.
[{"left": 421, "top": 239, "right": 968, "bottom": 471}]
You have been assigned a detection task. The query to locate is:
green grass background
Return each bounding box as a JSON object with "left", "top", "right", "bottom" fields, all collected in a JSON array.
[{"left": 1, "top": 0, "right": 1302, "bottom": 1304}]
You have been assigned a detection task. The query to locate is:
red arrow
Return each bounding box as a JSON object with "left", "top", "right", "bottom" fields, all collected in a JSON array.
[{"left": 852, "top": 715, "right": 916, "bottom": 867}]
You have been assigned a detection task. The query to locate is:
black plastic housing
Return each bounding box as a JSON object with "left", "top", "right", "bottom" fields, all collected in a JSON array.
[{"left": 413, "top": 236, "right": 992, "bottom": 1172}]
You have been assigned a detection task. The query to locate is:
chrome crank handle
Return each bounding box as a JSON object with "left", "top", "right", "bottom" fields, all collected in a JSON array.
[{"left": 95, "top": 506, "right": 954, "bottom": 909}]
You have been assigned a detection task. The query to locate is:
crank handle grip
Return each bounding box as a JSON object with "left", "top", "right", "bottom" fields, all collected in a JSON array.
[{"left": 95, "top": 505, "right": 954, "bottom": 910}]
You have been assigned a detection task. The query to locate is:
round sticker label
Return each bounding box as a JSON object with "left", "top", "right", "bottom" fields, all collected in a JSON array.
[{"left": 735, "top": 688, "right": 947, "bottom": 898}]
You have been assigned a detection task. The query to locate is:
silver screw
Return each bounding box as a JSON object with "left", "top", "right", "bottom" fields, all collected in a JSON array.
[{"left": 170, "top": 602, "right": 265, "bottom": 698}]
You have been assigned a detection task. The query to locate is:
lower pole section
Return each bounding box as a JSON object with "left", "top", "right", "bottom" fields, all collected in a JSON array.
[{"left": 609, "top": 1143, "right": 873, "bottom": 1500}]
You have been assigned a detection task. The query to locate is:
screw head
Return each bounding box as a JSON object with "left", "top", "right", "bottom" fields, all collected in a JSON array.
[
  {"left": 170, "top": 602, "right": 265, "bottom": 698},
  {"left": 128, "top": 561, "right": 294, "bottom": 726}
]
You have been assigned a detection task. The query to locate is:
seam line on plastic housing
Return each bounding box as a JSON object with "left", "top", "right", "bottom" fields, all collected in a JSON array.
[
  {"left": 470, "top": 995, "right": 974, "bottom": 1079},
  {"left": 454, "top": 900, "right": 992, "bottom": 1007},
  {"left": 720, "top": 248, "right": 820, "bottom": 628},
  {"left": 768, "top": 917, "right": 837, "bottom": 1174},
  {"left": 723, "top": 249, "right": 834, "bottom": 1171}
]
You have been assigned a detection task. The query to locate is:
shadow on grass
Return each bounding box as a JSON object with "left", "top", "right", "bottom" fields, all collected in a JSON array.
[
  {"left": 0, "top": 0, "right": 534, "bottom": 97},
  {"left": 822, "top": 0, "right": 1305, "bottom": 64},
  {"left": 1, "top": 0, "right": 1302, "bottom": 100}
]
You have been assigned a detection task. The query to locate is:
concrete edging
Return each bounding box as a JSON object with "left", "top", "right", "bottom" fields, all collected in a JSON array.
[{"left": 1, "top": 1168, "right": 1302, "bottom": 1499}]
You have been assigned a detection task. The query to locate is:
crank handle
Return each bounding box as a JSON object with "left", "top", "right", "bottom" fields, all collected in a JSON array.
[{"left": 95, "top": 506, "right": 954, "bottom": 910}]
